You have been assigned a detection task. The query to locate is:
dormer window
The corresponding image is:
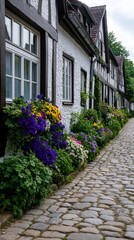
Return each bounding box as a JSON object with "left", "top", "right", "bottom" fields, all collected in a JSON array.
[
  {"left": 77, "top": 9, "right": 84, "bottom": 23},
  {"left": 85, "top": 21, "right": 89, "bottom": 33}
]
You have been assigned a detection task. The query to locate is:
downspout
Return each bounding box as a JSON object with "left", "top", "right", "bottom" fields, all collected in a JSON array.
[{"left": 89, "top": 55, "right": 98, "bottom": 109}]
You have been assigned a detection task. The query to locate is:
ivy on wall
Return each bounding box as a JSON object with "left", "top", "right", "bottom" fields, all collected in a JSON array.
[{"left": 94, "top": 75, "right": 101, "bottom": 118}]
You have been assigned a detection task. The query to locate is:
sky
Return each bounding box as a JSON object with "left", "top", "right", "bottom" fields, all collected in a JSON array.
[{"left": 80, "top": 0, "right": 134, "bottom": 62}]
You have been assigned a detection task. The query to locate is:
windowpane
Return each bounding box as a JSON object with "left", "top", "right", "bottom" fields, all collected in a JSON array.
[
  {"left": 23, "top": 28, "right": 30, "bottom": 51},
  {"left": 31, "top": 33, "right": 37, "bottom": 54},
  {"left": 32, "top": 63, "right": 37, "bottom": 82},
  {"left": 6, "top": 52, "right": 12, "bottom": 75},
  {"left": 32, "top": 83, "right": 37, "bottom": 99},
  {"left": 15, "top": 55, "right": 21, "bottom": 78},
  {"left": 6, "top": 77, "right": 12, "bottom": 98},
  {"left": 13, "top": 22, "right": 21, "bottom": 46},
  {"left": 24, "top": 81, "right": 30, "bottom": 99},
  {"left": 62, "top": 57, "right": 73, "bottom": 101},
  {"left": 5, "top": 16, "right": 12, "bottom": 41},
  {"left": 15, "top": 79, "right": 21, "bottom": 98},
  {"left": 24, "top": 59, "right": 30, "bottom": 80}
]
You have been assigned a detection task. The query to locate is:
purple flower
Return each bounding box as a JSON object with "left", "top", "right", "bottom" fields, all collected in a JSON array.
[
  {"left": 19, "top": 106, "right": 46, "bottom": 136},
  {"left": 50, "top": 122, "right": 67, "bottom": 149},
  {"left": 19, "top": 114, "right": 38, "bottom": 135},
  {"left": 23, "top": 138, "right": 57, "bottom": 166},
  {"left": 37, "top": 93, "right": 44, "bottom": 100}
]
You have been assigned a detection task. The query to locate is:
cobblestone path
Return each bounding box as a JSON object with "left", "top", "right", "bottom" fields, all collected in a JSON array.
[{"left": 1, "top": 119, "right": 134, "bottom": 240}]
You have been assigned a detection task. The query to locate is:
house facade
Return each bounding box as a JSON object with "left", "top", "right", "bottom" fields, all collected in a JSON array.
[
  {"left": 0, "top": 0, "right": 128, "bottom": 157},
  {"left": 0, "top": 0, "right": 58, "bottom": 157},
  {"left": 56, "top": 0, "right": 97, "bottom": 131}
]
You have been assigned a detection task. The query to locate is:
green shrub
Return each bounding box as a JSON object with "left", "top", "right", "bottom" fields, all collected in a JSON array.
[
  {"left": 71, "top": 119, "right": 92, "bottom": 134},
  {"left": 0, "top": 153, "right": 52, "bottom": 218},
  {"left": 82, "top": 109, "right": 98, "bottom": 122},
  {"left": 55, "top": 149, "right": 73, "bottom": 176},
  {"left": 52, "top": 149, "right": 73, "bottom": 185},
  {"left": 107, "top": 119, "right": 121, "bottom": 136}
]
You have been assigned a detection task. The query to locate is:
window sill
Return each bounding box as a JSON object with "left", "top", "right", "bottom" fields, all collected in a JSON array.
[{"left": 62, "top": 101, "right": 74, "bottom": 106}]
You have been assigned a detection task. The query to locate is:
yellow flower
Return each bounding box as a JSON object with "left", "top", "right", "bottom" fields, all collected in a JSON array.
[{"left": 93, "top": 123, "right": 97, "bottom": 127}]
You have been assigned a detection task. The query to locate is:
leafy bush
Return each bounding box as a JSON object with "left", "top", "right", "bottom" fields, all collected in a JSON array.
[
  {"left": 55, "top": 149, "right": 73, "bottom": 176},
  {"left": 82, "top": 109, "right": 98, "bottom": 122},
  {"left": 71, "top": 119, "right": 92, "bottom": 134},
  {"left": 0, "top": 153, "right": 52, "bottom": 218},
  {"left": 107, "top": 119, "right": 121, "bottom": 136},
  {"left": 52, "top": 149, "right": 73, "bottom": 185}
]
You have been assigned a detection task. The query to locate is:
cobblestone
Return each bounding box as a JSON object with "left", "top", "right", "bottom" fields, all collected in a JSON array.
[{"left": 1, "top": 119, "right": 134, "bottom": 239}]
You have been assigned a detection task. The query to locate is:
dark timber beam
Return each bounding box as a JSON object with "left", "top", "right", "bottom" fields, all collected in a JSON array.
[
  {"left": 52, "top": 40, "right": 57, "bottom": 105},
  {"left": 0, "top": 0, "right": 7, "bottom": 157}
]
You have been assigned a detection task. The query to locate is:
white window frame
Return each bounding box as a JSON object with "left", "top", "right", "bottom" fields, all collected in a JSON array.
[
  {"left": 62, "top": 55, "right": 73, "bottom": 103},
  {"left": 5, "top": 11, "right": 40, "bottom": 102}
]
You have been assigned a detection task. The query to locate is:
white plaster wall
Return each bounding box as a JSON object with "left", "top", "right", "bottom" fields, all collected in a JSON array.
[
  {"left": 48, "top": 37, "right": 53, "bottom": 100},
  {"left": 30, "top": 0, "right": 38, "bottom": 10},
  {"left": 56, "top": 26, "right": 91, "bottom": 132},
  {"left": 42, "top": 0, "right": 49, "bottom": 21},
  {"left": 50, "top": 0, "right": 57, "bottom": 29}
]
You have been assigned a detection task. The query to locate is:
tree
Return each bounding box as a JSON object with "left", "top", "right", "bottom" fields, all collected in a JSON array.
[{"left": 108, "top": 31, "right": 129, "bottom": 58}]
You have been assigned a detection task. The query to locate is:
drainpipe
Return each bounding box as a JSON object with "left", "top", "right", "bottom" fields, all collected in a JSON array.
[{"left": 89, "top": 55, "right": 98, "bottom": 109}]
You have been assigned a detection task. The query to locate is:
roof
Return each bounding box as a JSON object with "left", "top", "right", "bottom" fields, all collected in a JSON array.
[{"left": 88, "top": 5, "right": 106, "bottom": 43}]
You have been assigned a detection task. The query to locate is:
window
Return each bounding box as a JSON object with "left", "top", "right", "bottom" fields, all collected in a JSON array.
[
  {"left": 77, "top": 9, "right": 84, "bottom": 23},
  {"left": 5, "top": 14, "right": 40, "bottom": 101},
  {"left": 81, "top": 69, "right": 87, "bottom": 106},
  {"left": 111, "top": 61, "right": 114, "bottom": 79},
  {"left": 62, "top": 55, "right": 73, "bottom": 103}
]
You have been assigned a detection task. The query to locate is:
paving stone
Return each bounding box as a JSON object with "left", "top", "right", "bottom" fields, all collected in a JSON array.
[
  {"left": 35, "top": 216, "right": 50, "bottom": 223},
  {"left": 62, "top": 220, "right": 78, "bottom": 226},
  {"left": 0, "top": 234, "right": 20, "bottom": 240},
  {"left": 48, "top": 205, "right": 59, "bottom": 213},
  {"left": 101, "top": 231, "right": 122, "bottom": 237},
  {"left": 81, "top": 196, "right": 97, "bottom": 203},
  {"left": 84, "top": 218, "right": 103, "bottom": 225},
  {"left": 5, "top": 227, "right": 24, "bottom": 234},
  {"left": 23, "top": 229, "right": 41, "bottom": 237},
  {"left": 98, "top": 225, "right": 122, "bottom": 232},
  {"left": 18, "top": 237, "right": 33, "bottom": 240},
  {"left": 104, "top": 221, "right": 125, "bottom": 228},
  {"left": 57, "top": 207, "right": 68, "bottom": 213},
  {"left": 42, "top": 231, "right": 66, "bottom": 238},
  {"left": 48, "top": 225, "right": 78, "bottom": 232},
  {"left": 126, "top": 225, "right": 134, "bottom": 231},
  {"left": 62, "top": 214, "right": 78, "bottom": 220},
  {"left": 125, "top": 232, "right": 134, "bottom": 239},
  {"left": 11, "top": 221, "right": 32, "bottom": 229},
  {"left": 27, "top": 209, "right": 43, "bottom": 216},
  {"left": 30, "top": 223, "right": 49, "bottom": 231},
  {"left": 48, "top": 217, "right": 62, "bottom": 224},
  {"left": 80, "top": 227, "right": 100, "bottom": 234},
  {"left": 35, "top": 238, "right": 61, "bottom": 240},
  {"left": 80, "top": 210, "right": 98, "bottom": 218},
  {"left": 100, "top": 215, "right": 114, "bottom": 221},
  {"left": 67, "top": 233, "right": 102, "bottom": 240}
]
